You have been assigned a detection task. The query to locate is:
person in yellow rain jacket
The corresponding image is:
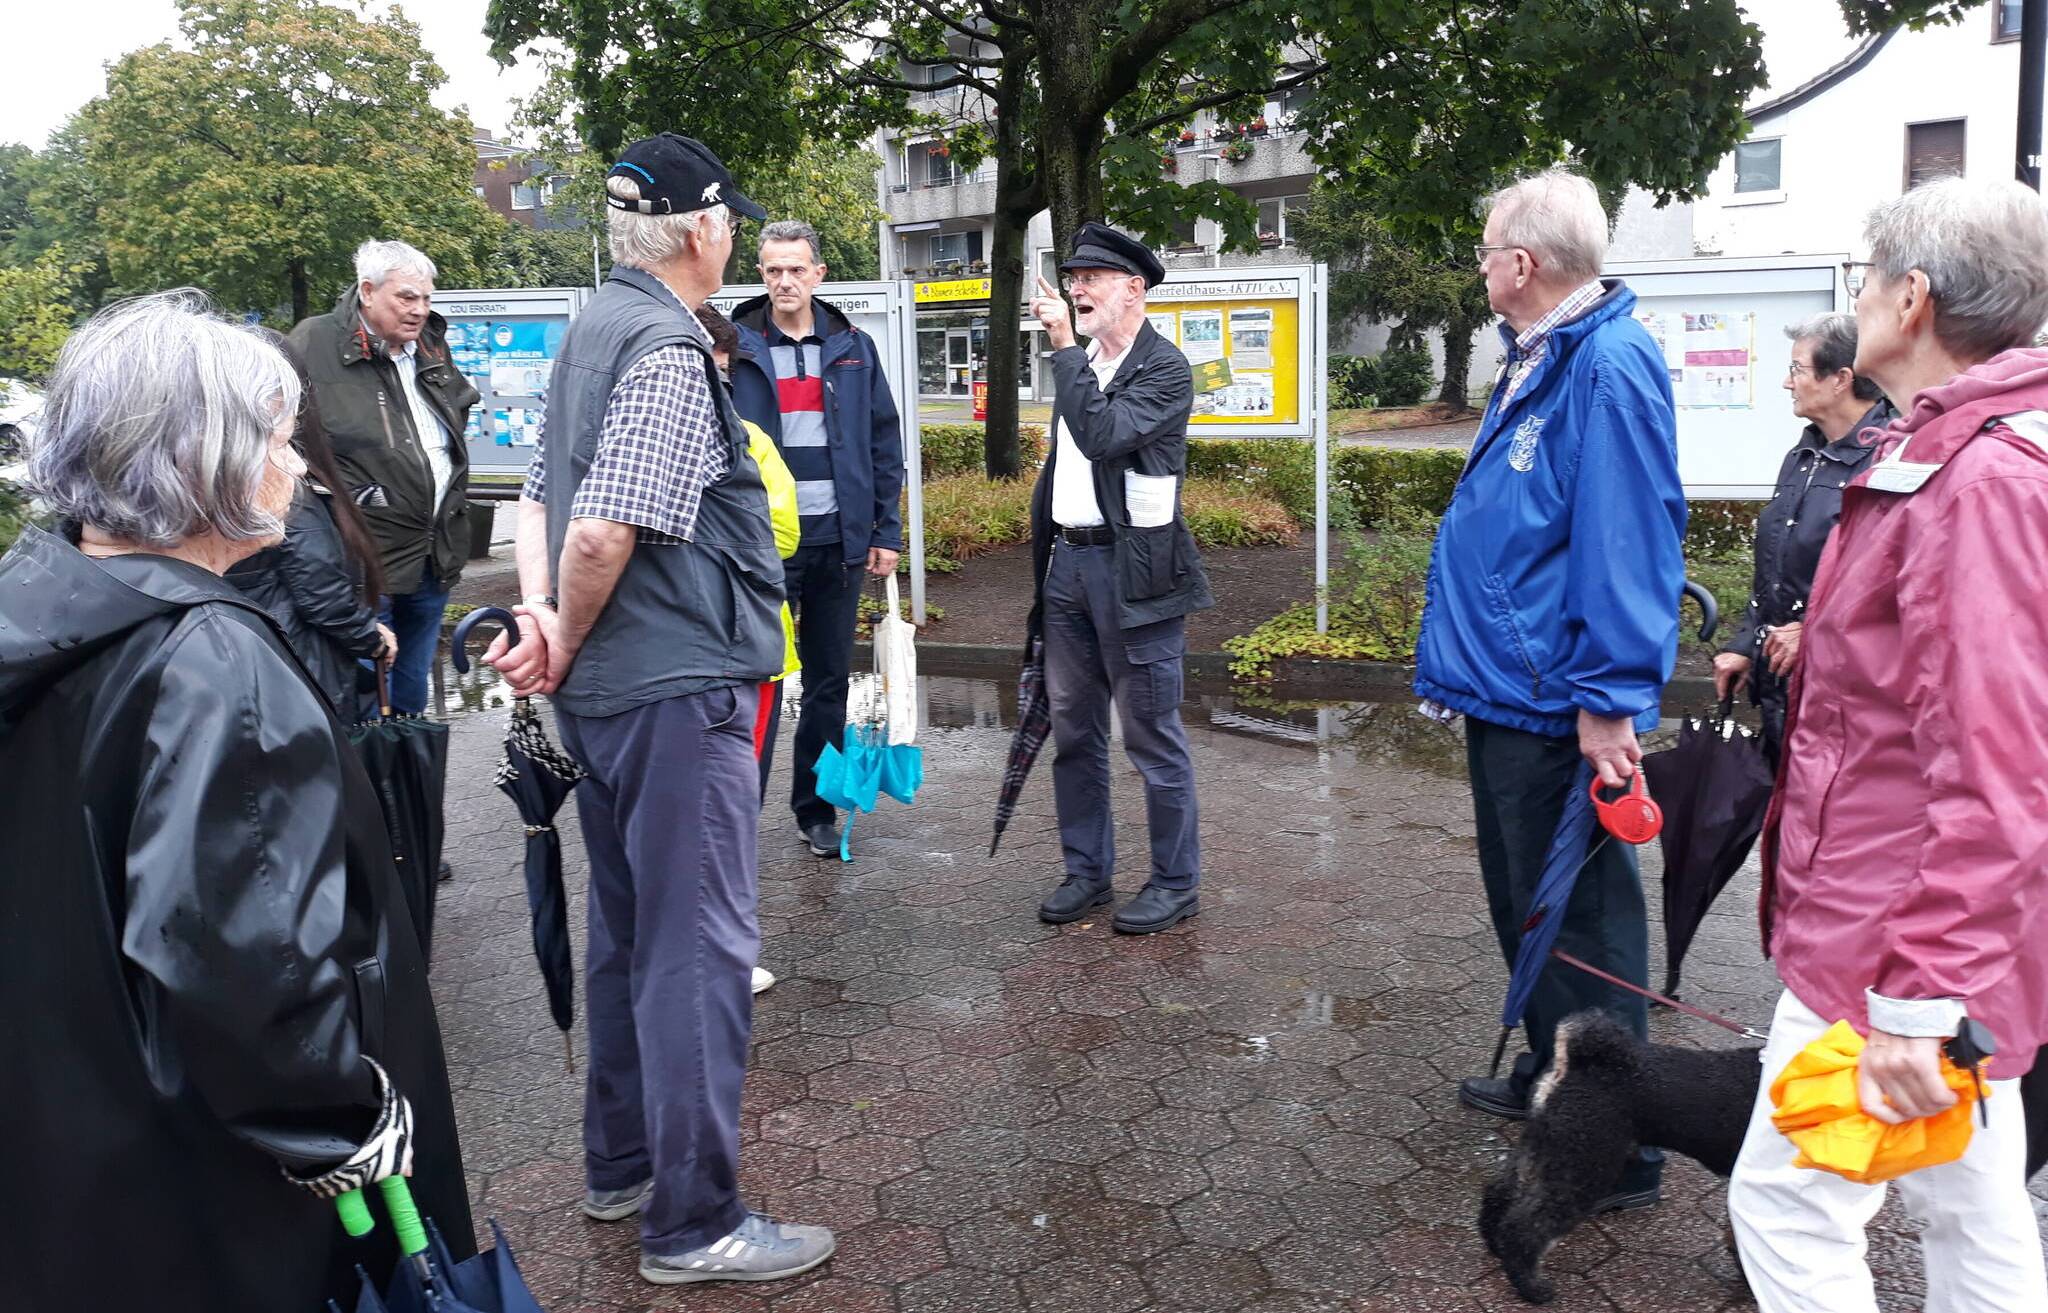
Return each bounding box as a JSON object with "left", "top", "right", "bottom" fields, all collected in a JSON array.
[{"left": 698, "top": 304, "right": 800, "bottom": 999}]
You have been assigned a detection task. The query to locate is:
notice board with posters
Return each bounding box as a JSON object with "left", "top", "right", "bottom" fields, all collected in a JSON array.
[
  {"left": 1140, "top": 266, "right": 1317, "bottom": 435},
  {"left": 1604, "top": 255, "right": 1847, "bottom": 498},
  {"left": 434, "top": 287, "right": 586, "bottom": 476}
]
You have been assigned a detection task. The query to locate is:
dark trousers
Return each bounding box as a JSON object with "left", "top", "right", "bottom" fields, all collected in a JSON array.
[
  {"left": 1042, "top": 541, "right": 1200, "bottom": 890},
  {"left": 775, "top": 544, "right": 863, "bottom": 829},
  {"left": 1465, "top": 716, "right": 1652, "bottom": 1084},
  {"left": 557, "top": 686, "right": 758, "bottom": 1254},
  {"left": 375, "top": 564, "right": 449, "bottom": 716}
]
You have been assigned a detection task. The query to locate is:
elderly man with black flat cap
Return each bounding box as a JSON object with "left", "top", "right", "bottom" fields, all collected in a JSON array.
[
  {"left": 488, "top": 133, "right": 834, "bottom": 1288},
  {"left": 1026, "top": 222, "right": 1214, "bottom": 935}
]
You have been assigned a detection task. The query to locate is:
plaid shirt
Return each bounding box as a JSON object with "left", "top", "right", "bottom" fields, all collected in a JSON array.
[
  {"left": 521, "top": 344, "right": 730, "bottom": 544},
  {"left": 1494, "top": 279, "right": 1608, "bottom": 412}
]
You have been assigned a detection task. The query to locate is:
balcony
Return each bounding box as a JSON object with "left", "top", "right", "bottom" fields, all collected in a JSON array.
[
  {"left": 883, "top": 171, "right": 999, "bottom": 225},
  {"left": 1158, "top": 242, "right": 1302, "bottom": 272},
  {"left": 1170, "top": 123, "right": 1315, "bottom": 185}
]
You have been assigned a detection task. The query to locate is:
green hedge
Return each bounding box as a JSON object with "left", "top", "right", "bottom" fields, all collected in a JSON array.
[
  {"left": 920, "top": 424, "right": 1048, "bottom": 478},
  {"left": 0, "top": 480, "right": 29, "bottom": 555},
  {"left": 1186, "top": 438, "right": 1465, "bottom": 528}
]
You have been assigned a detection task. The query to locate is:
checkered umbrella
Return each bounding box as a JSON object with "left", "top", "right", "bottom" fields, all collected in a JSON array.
[{"left": 990, "top": 638, "right": 1051, "bottom": 857}]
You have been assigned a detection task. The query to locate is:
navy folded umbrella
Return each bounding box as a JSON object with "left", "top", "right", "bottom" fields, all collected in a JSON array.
[
  {"left": 333, "top": 1177, "right": 548, "bottom": 1313},
  {"left": 1491, "top": 760, "right": 1608, "bottom": 1077},
  {"left": 451, "top": 608, "right": 584, "bottom": 1065}
]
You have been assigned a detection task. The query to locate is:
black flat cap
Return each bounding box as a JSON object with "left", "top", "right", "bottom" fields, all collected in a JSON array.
[
  {"left": 1059, "top": 222, "right": 1165, "bottom": 288},
  {"left": 606, "top": 133, "right": 767, "bottom": 222}
]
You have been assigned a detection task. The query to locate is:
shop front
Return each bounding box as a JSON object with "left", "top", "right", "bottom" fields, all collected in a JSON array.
[{"left": 913, "top": 276, "right": 1043, "bottom": 401}]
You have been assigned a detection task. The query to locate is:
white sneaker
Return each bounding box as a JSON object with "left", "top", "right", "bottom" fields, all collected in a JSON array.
[
  {"left": 640, "top": 1213, "right": 836, "bottom": 1284},
  {"left": 751, "top": 966, "right": 775, "bottom": 994}
]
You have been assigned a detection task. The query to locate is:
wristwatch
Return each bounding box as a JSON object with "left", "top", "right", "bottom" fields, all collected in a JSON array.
[{"left": 522, "top": 594, "right": 557, "bottom": 609}]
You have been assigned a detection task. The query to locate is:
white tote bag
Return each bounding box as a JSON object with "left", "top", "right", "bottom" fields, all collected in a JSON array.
[{"left": 873, "top": 573, "right": 919, "bottom": 746}]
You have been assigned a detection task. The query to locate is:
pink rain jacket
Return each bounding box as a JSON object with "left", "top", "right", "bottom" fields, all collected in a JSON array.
[{"left": 1760, "top": 348, "right": 2048, "bottom": 1075}]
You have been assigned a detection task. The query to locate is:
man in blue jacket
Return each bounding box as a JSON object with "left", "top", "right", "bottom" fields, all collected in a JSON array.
[
  {"left": 730, "top": 221, "right": 906, "bottom": 857},
  {"left": 1414, "top": 171, "right": 1685, "bottom": 1209}
]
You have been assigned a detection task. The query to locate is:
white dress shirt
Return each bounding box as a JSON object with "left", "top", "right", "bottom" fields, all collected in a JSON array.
[
  {"left": 1051, "top": 338, "right": 1133, "bottom": 528},
  {"left": 392, "top": 340, "right": 457, "bottom": 510}
]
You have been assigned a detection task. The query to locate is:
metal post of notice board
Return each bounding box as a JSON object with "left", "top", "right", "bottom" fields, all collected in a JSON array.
[{"left": 1311, "top": 264, "right": 1330, "bottom": 635}]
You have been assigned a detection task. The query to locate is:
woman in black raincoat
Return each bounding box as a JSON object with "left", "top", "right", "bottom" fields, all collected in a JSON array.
[
  {"left": 0, "top": 293, "right": 472, "bottom": 1311},
  {"left": 1713, "top": 312, "right": 1890, "bottom": 766},
  {"left": 227, "top": 337, "right": 397, "bottom": 714}
]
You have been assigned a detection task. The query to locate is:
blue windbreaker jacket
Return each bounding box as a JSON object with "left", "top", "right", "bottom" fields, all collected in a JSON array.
[{"left": 1413, "top": 281, "right": 1686, "bottom": 737}]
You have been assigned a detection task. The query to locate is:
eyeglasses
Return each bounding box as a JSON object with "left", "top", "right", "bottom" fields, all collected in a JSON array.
[
  {"left": 1786, "top": 361, "right": 1811, "bottom": 380},
  {"left": 1061, "top": 271, "right": 1130, "bottom": 292},
  {"left": 1474, "top": 244, "right": 1514, "bottom": 267},
  {"left": 1842, "top": 260, "right": 1877, "bottom": 300}
]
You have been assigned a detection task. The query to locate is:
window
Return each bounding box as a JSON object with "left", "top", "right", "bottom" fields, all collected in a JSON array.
[
  {"left": 1168, "top": 215, "right": 1200, "bottom": 249},
  {"left": 1734, "top": 138, "right": 1782, "bottom": 193},
  {"left": 1255, "top": 194, "right": 1310, "bottom": 244},
  {"left": 1906, "top": 119, "right": 1966, "bottom": 190},
  {"left": 930, "top": 231, "right": 970, "bottom": 267},
  {"left": 510, "top": 183, "right": 538, "bottom": 210},
  {"left": 1996, "top": 0, "right": 2023, "bottom": 41},
  {"left": 924, "top": 147, "right": 959, "bottom": 187}
]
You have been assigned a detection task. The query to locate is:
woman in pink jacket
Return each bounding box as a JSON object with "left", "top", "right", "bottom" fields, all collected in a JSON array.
[{"left": 1730, "top": 177, "right": 2048, "bottom": 1312}]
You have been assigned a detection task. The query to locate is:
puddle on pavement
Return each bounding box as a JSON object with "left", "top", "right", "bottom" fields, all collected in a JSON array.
[{"left": 432, "top": 660, "right": 1680, "bottom": 788}]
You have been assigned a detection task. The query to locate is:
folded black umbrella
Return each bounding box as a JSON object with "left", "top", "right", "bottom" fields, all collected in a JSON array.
[
  {"left": 451, "top": 608, "right": 584, "bottom": 1063},
  {"left": 990, "top": 637, "right": 1051, "bottom": 857},
  {"left": 1640, "top": 696, "right": 1774, "bottom": 996},
  {"left": 349, "top": 662, "right": 449, "bottom": 964}
]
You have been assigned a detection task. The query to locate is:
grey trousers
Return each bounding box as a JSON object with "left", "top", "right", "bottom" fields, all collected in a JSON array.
[
  {"left": 1042, "top": 540, "right": 1201, "bottom": 890},
  {"left": 557, "top": 685, "right": 759, "bottom": 1254}
]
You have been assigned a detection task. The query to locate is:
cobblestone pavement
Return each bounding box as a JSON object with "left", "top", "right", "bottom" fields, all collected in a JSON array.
[{"left": 429, "top": 671, "right": 2045, "bottom": 1312}]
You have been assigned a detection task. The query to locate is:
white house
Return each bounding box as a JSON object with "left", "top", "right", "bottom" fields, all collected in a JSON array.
[{"left": 1694, "top": 1, "right": 2033, "bottom": 257}]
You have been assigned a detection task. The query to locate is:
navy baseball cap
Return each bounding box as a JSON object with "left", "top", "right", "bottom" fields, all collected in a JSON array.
[
  {"left": 605, "top": 133, "right": 767, "bottom": 222},
  {"left": 1059, "top": 222, "right": 1166, "bottom": 288}
]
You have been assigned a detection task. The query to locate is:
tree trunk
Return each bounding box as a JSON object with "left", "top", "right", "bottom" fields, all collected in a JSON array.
[
  {"left": 982, "top": 207, "right": 1030, "bottom": 479},
  {"left": 1438, "top": 310, "right": 1483, "bottom": 410},
  {"left": 289, "top": 256, "right": 309, "bottom": 325}
]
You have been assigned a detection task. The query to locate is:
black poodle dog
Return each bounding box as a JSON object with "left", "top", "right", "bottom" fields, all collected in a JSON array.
[
  {"left": 1478, "top": 1010, "right": 1761, "bottom": 1305},
  {"left": 1479, "top": 1009, "right": 2048, "bottom": 1305}
]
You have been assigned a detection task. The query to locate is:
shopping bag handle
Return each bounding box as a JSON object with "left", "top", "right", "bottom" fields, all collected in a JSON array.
[{"left": 884, "top": 571, "right": 902, "bottom": 621}]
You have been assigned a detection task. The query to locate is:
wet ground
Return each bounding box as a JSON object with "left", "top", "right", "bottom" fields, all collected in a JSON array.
[{"left": 428, "top": 664, "right": 2046, "bottom": 1311}]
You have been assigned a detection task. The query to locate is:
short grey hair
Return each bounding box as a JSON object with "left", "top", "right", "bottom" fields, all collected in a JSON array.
[
  {"left": 1786, "top": 312, "right": 1883, "bottom": 402},
  {"left": 759, "top": 220, "right": 823, "bottom": 264},
  {"left": 1864, "top": 177, "right": 2048, "bottom": 359},
  {"left": 1485, "top": 170, "right": 1608, "bottom": 283},
  {"left": 27, "top": 291, "right": 297, "bottom": 547},
  {"left": 605, "top": 175, "right": 730, "bottom": 270},
  {"left": 355, "top": 239, "right": 437, "bottom": 289}
]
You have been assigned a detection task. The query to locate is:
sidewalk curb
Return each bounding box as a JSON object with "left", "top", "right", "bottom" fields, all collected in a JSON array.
[{"left": 860, "top": 640, "right": 1720, "bottom": 707}]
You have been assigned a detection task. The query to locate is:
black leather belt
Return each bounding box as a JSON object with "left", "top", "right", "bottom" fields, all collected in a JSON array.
[{"left": 1058, "top": 525, "right": 1116, "bottom": 546}]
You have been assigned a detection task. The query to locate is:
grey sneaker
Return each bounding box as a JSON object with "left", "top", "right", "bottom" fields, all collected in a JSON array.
[
  {"left": 639, "top": 1212, "right": 837, "bottom": 1285},
  {"left": 582, "top": 1178, "right": 654, "bottom": 1221}
]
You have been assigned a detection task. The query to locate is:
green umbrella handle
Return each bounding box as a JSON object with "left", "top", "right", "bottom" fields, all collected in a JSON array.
[
  {"left": 335, "top": 1189, "right": 374, "bottom": 1238},
  {"left": 377, "top": 1176, "right": 429, "bottom": 1258}
]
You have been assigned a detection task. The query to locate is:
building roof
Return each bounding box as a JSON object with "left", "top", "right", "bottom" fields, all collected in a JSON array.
[{"left": 1746, "top": 28, "right": 1896, "bottom": 122}]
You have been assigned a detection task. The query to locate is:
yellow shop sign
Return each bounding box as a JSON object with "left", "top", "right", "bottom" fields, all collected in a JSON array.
[{"left": 915, "top": 277, "right": 992, "bottom": 305}]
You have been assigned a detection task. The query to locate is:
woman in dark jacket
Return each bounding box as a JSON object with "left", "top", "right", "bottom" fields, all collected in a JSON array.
[
  {"left": 1713, "top": 312, "right": 1890, "bottom": 765},
  {"left": 0, "top": 292, "right": 472, "bottom": 1311},
  {"left": 228, "top": 339, "right": 395, "bottom": 713}
]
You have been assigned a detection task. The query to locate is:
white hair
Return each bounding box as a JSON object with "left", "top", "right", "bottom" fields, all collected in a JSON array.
[
  {"left": 1485, "top": 170, "right": 1609, "bottom": 283},
  {"left": 354, "top": 239, "right": 437, "bottom": 290},
  {"left": 28, "top": 291, "right": 298, "bottom": 547},
  {"left": 1865, "top": 177, "right": 2048, "bottom": 359},
  {"left": 605, "top": 175, "right": 731, "bottom": 270}
]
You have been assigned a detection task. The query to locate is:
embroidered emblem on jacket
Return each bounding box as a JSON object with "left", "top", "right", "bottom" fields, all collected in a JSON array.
[{"left": 1508, "top": 415, "right": 1546, "bottom": 472}]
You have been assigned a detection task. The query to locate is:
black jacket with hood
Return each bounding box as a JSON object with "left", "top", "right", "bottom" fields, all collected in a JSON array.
[
  {"left": 0, "top": 525, "right": 472, "bottom": 1310},
  {"left": 288, "top": 287, "right": 480, "bottom": 594}
]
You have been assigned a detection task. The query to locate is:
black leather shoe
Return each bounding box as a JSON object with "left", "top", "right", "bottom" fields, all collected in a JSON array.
[
  {"left": 1457, "top": 1075, "right": 1531, "bottom": 1121},
  {"left": 1038, "top": 875, "right": 1112, "bottom": 924},
  {"left": 1111, "top": 883, "right": 1199, "bottom": 934},
  {"left": 801, "top": 821, "right": 841, "bottom": 858}
]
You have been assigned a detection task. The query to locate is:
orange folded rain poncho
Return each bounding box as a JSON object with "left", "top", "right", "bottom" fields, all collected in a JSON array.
[{"left": 1769, "top": 1020, "right": 1984, "bottom": 1184}]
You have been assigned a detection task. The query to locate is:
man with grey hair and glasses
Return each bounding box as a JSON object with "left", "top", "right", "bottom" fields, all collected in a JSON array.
[
  {"left": 485, "top": 133, "right": 833, "bottom": 1287},
  {"left": 728, "top": 219, "right": 905, "bottom": 857},
  {"left": 1732, "top": 176, "right": 2048, "bottom": 1313},
  {"left": 289, "top": 239, "right": 479, "bottom": 716},
  {"left": 1414, "top": 170, "right": 1685, "bottom": 1212}
]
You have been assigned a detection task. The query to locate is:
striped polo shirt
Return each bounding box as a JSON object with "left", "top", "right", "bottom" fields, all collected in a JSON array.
[{"left": 763, "top": 321, "right": 839, "bottom": 545}]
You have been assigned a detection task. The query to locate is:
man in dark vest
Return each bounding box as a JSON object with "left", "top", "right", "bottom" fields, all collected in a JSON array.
[
  {"left": 1026, "top": 223, "right": 1214, "bottom": 934},
  {"left": 486, "top": 134, "right": 834, "bottom": 1288}
]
